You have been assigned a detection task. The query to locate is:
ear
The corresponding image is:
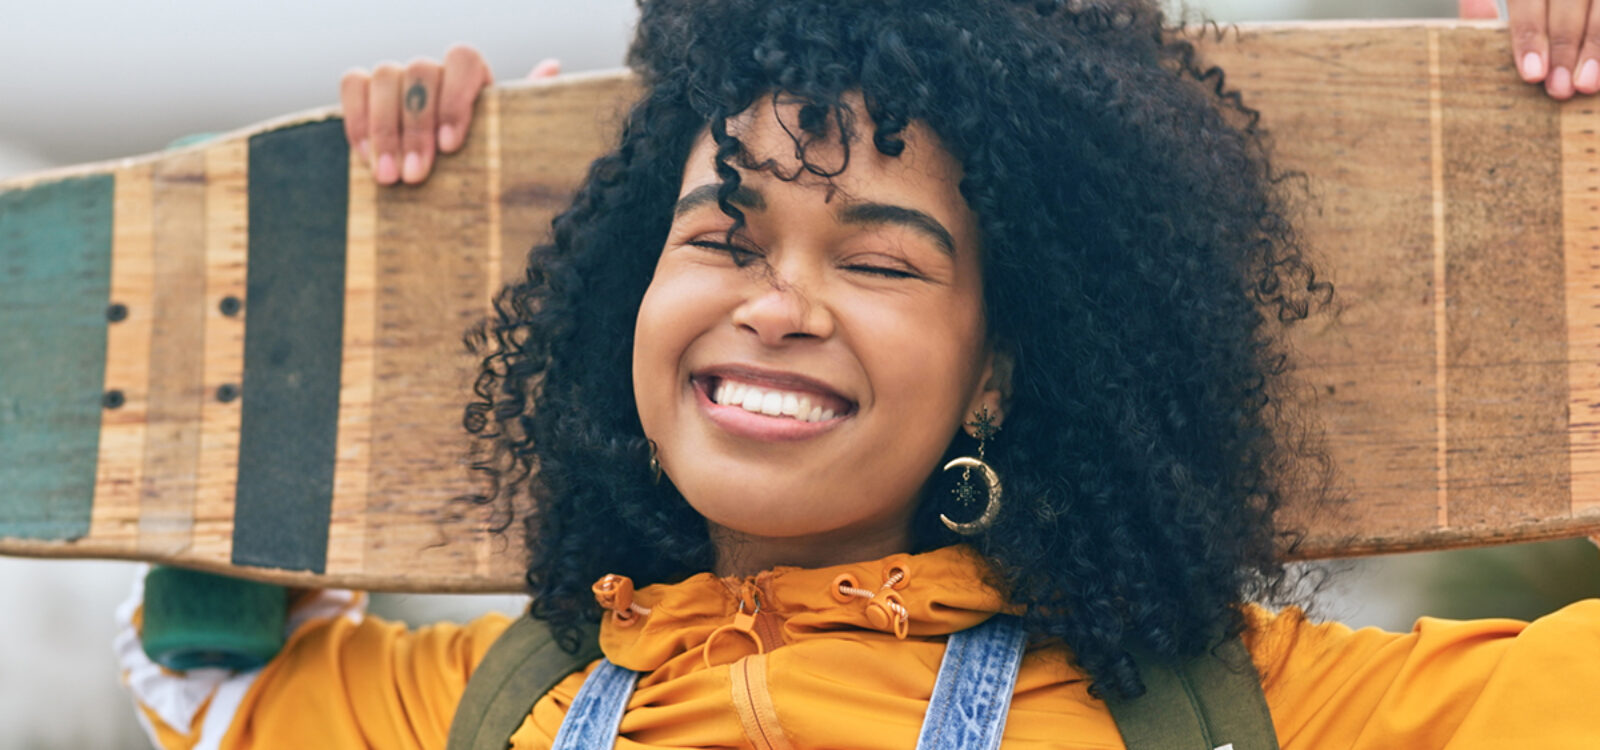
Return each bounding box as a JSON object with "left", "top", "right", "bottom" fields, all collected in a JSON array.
[{"left": 963, "top": 346, "right": 1013, "bottom": 437}]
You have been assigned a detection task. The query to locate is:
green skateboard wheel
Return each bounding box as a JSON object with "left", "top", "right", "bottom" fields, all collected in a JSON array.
[{"left": 141, "top": 566, "right": 287, "bottom": 672}]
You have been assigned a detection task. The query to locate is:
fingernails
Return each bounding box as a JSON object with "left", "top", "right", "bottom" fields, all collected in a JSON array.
[
  {"left": 531, "top": 58, "right": 561, "bottom": 79},
  {"left": 438, "top": 124, "right": 458, "bottom": 152},
  {"left": 1522, "top": 52, "right": 1545, "bottom": 81},
  {"left": 1579, "top": 60, "right": 1600, "bottom": 92},
  {"left": 376, "top": 152, "right": 399, "bottom": 184},
  {"left": 1550, "top": 66, "right": 1574, "bottom": 98},
  {"left": 356, "top": 139, "right": 369, "bottom": 164},
  {"left": 402, "top": 151, "right": 423, "bottom": 183}
]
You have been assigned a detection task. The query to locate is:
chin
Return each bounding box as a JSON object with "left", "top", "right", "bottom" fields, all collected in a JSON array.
[
  {"left": 703, "top": 512, "right": 828, "bottom": 540},
  {"left": 683, "top": 489, "right": 823, "bottom": 539}
]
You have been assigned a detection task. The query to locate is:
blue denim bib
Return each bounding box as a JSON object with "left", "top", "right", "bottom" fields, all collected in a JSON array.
[{"left": 549, "top": 615, "right": 1026, "bottom": 750}]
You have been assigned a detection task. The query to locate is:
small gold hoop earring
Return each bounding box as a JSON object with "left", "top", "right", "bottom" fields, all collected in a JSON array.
[
  {"left": 647, "top": 440, "right": 663, "bottom": 485},
  {"left": 941, "top": 407, "right": 1001, "bottom": 535}
]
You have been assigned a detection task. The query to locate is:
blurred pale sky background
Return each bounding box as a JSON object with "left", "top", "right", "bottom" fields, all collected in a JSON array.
[
  {"left": 0, "top": 0, "right": 1459, "bottom": 174},
  {"left": 0, "top": 0, "right": 641, "bottom": 174},
  {"left": 9, "top": 1, "right": 1599, "bottom": 749}
]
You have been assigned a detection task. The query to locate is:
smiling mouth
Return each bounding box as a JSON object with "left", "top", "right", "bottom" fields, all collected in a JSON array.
[{"left": 698, "top": 373, "right": 856, "bottom": 424}]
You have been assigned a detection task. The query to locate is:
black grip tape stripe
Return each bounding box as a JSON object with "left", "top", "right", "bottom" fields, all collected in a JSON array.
[{"left": 233, "top": 121, "right": 348, "bottom": 573}]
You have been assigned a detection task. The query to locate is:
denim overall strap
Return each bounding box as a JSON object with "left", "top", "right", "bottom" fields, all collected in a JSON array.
[
  {"left": 916, "top": 614, "right": 1027, "bottom": 750},
  {"left": 549, "top": 658, "right": 639, "bottom": 750}
]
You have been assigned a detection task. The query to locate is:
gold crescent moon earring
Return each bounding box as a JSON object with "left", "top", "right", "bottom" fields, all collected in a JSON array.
[{"left": 941, "top": 407, "right": 1001, "bottom": 535}]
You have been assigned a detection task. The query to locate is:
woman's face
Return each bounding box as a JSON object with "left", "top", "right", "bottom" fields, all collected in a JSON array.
[{"left": 632, "top": 97, "right": 1005, "bottom": 568}]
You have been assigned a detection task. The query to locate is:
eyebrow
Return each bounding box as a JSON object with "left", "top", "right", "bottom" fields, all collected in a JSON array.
[
  {"left": 672, "top": 183, "right": 957, "bottom": 257},
  {"left": 838, "top": 202, "right": 956, "bottom": 257},
  {"left": 673, "top": 184, "right": 765, "bottom": 217}
]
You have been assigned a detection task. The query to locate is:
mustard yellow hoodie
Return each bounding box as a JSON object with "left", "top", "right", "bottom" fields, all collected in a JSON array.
[{"left": 119, "top": 545, "right": 1600, "bottom": 749}]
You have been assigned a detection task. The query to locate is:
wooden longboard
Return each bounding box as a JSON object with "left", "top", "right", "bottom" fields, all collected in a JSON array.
[{"left": 2, "top": 21, "right": 1597, "bottom": 592}]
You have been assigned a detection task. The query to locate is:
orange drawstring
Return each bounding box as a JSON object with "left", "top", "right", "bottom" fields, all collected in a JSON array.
[
  {"left": 832, "top": 562, "right": 912, "bottom": 639},
  {"left": 592, "top": 574, "right": 652, "bottom": 627}
]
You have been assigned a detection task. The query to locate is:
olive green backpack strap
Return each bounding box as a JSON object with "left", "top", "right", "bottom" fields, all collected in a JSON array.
[
  {"left": 1103, "top": 636, "right": 1279, "bottom": 750},
  {"left": 446, "top": 616, "right": 602, "bottom": 750}
]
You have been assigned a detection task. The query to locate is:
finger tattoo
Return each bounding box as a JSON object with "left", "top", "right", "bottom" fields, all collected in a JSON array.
[{"left": 405, "top": 82, "right": 427, "bottom": 114}]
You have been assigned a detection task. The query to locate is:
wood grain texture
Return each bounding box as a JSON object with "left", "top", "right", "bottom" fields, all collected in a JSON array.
[
  {"left": 192, "top": 141, "right": 249, "bottom": 564},
  {"left": 364, "top": 102, "right": 493, "bottom": 587},
  {"left": 1431, "top": 30, "right": 1450, "bottom": 531},
  {"left": 1210, "top": 24, "right": 1600, "bottom": 557},
  {"left": 328, "top": 147, "right": 377, "bottom": 579},
  {"left": 477, "top": 90, "right": 503, "bottom": 582},
  {"left": 1206, "top": 24, "right": 1441, "bottom": 545},
  {"left": 5, "top": 24, "right": 1600, "bottom": 590},
  {"left": 1440, "top": 29, "right": 1571, "bottom": 530},
  {"left": 139, "top": 151, "right": 208, "bottom": 556},
  {"left": 90, "top": 164, "right": 154, "bottom": 546},
  {"left": 494, "top": 75, "right": 641, "bottom": 285},
  {"left": 1565, "top": 95, "right": 1600, "bottom": 515}
]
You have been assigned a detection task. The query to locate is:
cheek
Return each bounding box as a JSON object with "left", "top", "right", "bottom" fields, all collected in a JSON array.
[
  {"left": 632, "top": 278, "right": 678, "bottom": 427},
  {"left": 850, "top": 294, "right": 987, "bottom": 421},
  {"left": 631, "top": 264, "right": 728, "bottom": 426},
  {"left": 830, "top": 305, "right": 985, "bottom": 513}
]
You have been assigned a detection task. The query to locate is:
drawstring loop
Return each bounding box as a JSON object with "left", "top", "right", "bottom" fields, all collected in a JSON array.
[
  {"left": 832, "top": 565, "right": 911, "bottom": 639},
  {"left": 592, "top": 574, "right": 652, "bottom": 627},
  {"left": 702, "top": 593, "right": 766, "bottom": 668}
]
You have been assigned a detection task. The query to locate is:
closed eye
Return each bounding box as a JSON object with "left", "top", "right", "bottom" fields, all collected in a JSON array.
[
  {"left": 687, "top": 240, "right": 761, "bottom": 267},
  {"left": 842, "top": 252, "right": 923, "bottom": 280},
  {"left": 844, "top": 264, "right": 919, "bottom": 280}
]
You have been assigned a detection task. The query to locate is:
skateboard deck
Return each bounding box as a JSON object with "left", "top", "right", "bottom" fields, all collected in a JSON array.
[{"left": 3, "top": 21, "right": 1598, "bottom": 592}]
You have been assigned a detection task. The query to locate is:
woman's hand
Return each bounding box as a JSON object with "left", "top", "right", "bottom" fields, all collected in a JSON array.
[
  {"left": 1463, "top": 0, "right": 1600, "bottom": 99},
  {"left": 339, "top": 46, "right": 560, "bottom": 185}
]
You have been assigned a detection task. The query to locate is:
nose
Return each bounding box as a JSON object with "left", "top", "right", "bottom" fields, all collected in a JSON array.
[{"left": 730, "top": 270, "right": 835, "bottom": 347}]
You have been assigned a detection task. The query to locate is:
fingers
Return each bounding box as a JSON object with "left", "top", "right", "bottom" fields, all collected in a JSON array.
[
  {"left": 1458, "top": 0, "right": 1500, "bottom": 19},
  {"left": 1504, "top": 0, "right": 1600, "bottom": 99},
  {"left": 1577, "top": 1, "right": 1600, "bottom": 94},
  {"left": 339, "top": 70, "right": 371, "bottom": 165},
  {"left": 1508, "top": 0, "right": 1551, "bottom": 84},
  {"left": 368, "top": 62, "right": 405, "bottom": 184},
  {"left": 437, "top": 45, "right": 494, "bottom": 155},
  {"left": 339, "top": 45, "right": 499, "bottom": 185},
  {"left": 528, "top": 58, "right": 562, "bottom": 79},
  {"left": 401, "top": 59, "right": 442, "bottom": 183},
  {"left": 1545, "top": 0, "right": 1590, "bottom": 97}
]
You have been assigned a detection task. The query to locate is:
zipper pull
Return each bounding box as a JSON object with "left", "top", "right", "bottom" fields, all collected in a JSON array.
[{"left": 702, "top": 590, "right": 766, "bottom": 668}]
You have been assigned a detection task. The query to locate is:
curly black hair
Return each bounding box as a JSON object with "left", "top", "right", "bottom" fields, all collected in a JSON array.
[{"left": 464, "top": 0, "right": 1333, "bottom": 698}]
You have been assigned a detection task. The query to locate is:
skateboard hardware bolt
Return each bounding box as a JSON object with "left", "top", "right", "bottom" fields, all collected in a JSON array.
[
  {"left": 106, "top": 303, "right": 128, "bottom": 322},
  {"left": 219, "top": 296, "right": 242, "bottom": 316},
  {"left": 103, "top": 390, "right": 125, "bottom": 409},
  {"left": 216, "top": 384, "right": 240, "bottom": 403}
]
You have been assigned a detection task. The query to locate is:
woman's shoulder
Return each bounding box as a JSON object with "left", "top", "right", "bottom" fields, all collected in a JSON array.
[
  {"left": 1241, "top": 599, "right": 1600, "bottom": 679},
  {"left": 1240, "top": 600, "right": 1600, "bottom": 748}
]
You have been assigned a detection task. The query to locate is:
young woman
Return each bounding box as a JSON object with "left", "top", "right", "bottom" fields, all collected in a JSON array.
[{"left": 118, "top": 1, "right": 1600, "bottom": 748}]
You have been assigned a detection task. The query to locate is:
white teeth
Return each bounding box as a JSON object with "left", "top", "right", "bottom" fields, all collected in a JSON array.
[
  {"left": 760, "top": 392, "right": 784, "bottom": 416},
  {"left": 741, "top": 388, "right": 764, "bottom": 412},
  {"left": 711, "top": 380, "right": 843, "bottom": 422}
]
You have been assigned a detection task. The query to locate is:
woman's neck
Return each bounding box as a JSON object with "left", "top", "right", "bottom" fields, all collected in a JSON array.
[{"left": 708, "top": 521, "right": 914, "bottom": 578}]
